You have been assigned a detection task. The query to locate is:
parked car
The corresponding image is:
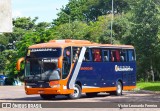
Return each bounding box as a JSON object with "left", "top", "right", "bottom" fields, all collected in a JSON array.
[
  {"left": 0, "top": 74, "right": 22, "bottom": 86},
  {"left": 0, "top": 75, "right": 7, "bottom": 86}
]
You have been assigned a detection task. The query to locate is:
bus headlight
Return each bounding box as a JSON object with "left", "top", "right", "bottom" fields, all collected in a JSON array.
[
  {"left": 26, "top": 85, "right": 32, "bottom": 88},
  {"left": 49, "top": 81, "right": 60, "bottom": 88},
  {"left": 50, "top": 84, "right": 60, "bottom": 88}
]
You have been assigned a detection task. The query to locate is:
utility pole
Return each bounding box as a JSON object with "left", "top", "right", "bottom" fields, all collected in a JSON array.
[
  {"left": 111, "top": 0, "right": 114, "bottom": 44},
  {"left": 68, "top": 15, "right": 71, "bottom": 38}
]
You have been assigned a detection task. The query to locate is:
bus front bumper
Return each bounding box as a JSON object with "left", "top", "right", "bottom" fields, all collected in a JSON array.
[{"left": 25, "top": 87, "right": 73, "bottom": 95}]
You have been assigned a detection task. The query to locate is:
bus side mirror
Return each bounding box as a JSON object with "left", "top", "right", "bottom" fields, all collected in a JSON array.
[{"left": 16, "top": 57, "right": 25, "bottom": 71}]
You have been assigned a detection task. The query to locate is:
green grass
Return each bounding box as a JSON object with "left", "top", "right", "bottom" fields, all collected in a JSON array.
[{"left": 137, "top": 82, "right": 160, "bottom": 91}]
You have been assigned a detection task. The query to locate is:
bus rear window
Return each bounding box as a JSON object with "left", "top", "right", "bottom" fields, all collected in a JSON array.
[
  {"left": 27, "top": 48, "right": 62, "bottom": 58},
  {"left": 128, "top": 50, "right": 135, "bottom": 61}
]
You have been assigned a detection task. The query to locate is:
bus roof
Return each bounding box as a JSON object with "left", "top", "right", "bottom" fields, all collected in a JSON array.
[{"left": 29, "top": 39, "right": 134, "bottom": 49}]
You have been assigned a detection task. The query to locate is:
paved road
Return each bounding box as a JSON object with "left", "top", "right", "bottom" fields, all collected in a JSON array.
[
  {"left": 0, "top": 86, "right": 160, "bottom": 102},
  {"left": 0, "top": 86, "right": 160, "bottom": 111}
]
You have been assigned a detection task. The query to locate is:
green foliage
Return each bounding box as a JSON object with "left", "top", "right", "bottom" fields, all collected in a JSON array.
[
  {"left": 130, "top": 0, "right": 160, "bottom": 81},
  {"left": 89, "top": 15, "right": 112, "bottom": 43},
  {"left": 112, "top": 12, "right": 133, "bottom": 44},
  {"left": 53, "top": 21, "right": 89, "bottom": 40},
  {"left": 53, "top": 0, "right": 130, "bottom": 25},
  {"left": 137, "top": 82, "right": 160, "bottom": 91},
  {"left": 0, "top": 17, "right": 55, "bottom": 78},
  {"left": 0, "top": 34, "right": 9, "bottom": 46},
  {"left": 0, "top": 50, "right": 18, "bottom": 76},
  {"left": 0, "top": 51, "right": 7, "bottom": 73},
  {"left": 13, "top": 17, "right": 38, "bottom": 30}
]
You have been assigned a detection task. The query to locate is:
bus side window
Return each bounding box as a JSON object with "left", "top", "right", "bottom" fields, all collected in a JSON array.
[
  {"left": 83, "top": 48, "right": 92, "bottom": 62},
  {"left": 128, "top": 50, "right": 135, "bottom": 62},
  {"left": 120, "top": 49, "right": 127, "bottom": 62},
  {"left": 92, "top": 49, "right": 101, "bottom": 62},
  {"left": 110, "top": 50, "right": 120, "bottom": 62},
  {"left": 102, "top": 50, "right": 109, "bottom": 62},
  {"left": 73, "top": 47, "right": 81, "bottom": 62}
]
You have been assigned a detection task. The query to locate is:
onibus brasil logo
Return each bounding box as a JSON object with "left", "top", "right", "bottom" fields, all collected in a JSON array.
[{"left": 115, "top": 65, "right": 133, "bottom": 72}]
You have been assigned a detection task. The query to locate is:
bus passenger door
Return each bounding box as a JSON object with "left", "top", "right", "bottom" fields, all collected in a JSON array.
[{"left": 62, "top": 47, "right": 72, "bottom": 79}]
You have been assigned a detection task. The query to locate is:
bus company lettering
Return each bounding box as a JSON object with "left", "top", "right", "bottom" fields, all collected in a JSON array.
[
  {"left": 115, "top": 65, "right": 133, "bottom": 72},
  {"left": 80, "top": 67, "right": 93, "bottom": 70},
  {"left": 30, "top": 48, "right": 57, "bottom": 52}
]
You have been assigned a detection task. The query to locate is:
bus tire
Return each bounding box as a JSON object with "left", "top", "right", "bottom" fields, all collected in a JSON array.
[
  {"left": 116, "top": 81, "right": 122, "bottom": 96},
  {"left": 68, "top": 84, "right": 81, "bottom": 99},
  {"left": 40, "top": 94, "right": 55, "bottom": 100},
  {"left": 86, "top": 92, "right": 98, "bottom": 97},
  {"left": 110, "top": 81, "right": 122, "bottom": 96}
]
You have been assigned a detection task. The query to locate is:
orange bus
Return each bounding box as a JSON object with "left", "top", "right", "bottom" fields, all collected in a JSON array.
[{"left": 17, "top": 39, "right": 136, "bottom": 99}]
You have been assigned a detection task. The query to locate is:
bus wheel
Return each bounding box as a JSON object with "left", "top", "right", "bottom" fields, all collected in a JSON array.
[
  {"left": 116, "top": 81, "right": 122, "bottom": 96},
  {"left": 110, "top": 81, "right": 122, "bottom": 96},
  {"left": 40, "top": 94, "right": 55, "bottom": 100},
  {"left": 86, "top": 92, "right": 98, "bottom": 97},
  {"left": 68, "top": 84, "right": 81, "bottom": 99}
]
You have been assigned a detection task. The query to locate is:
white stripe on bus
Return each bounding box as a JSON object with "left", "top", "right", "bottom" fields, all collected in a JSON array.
[
  {"left": 69, "top": 47, "right": 86, "bottom": 89},
  {"left": 82, "top": 86, "right": 100, "bottom": 88}
]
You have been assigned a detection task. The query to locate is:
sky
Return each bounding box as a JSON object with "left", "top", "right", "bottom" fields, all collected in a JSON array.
[{"left": 12, "top": 0, "right": 69, "bottom": 23}]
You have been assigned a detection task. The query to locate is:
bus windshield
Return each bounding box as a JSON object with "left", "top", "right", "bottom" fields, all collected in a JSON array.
[
  {"left": 25, "top": 58, "right": 60, "bottom": 82},
  {"left": 25, "top": 48, "right": 61, "bottom": 82}
]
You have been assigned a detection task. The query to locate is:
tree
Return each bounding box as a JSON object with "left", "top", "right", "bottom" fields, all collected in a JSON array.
[
  {"left": 1, "top": 17, "right": 54, "bottom": 79},
  {"left": 0, "top": 51, "right": 7, "bottom": 74},
  {"left": 89, "top": 15, "right": 111, "bottom": 43},
  {"left": 53, "top": 0, "right": 130, "bottom": 25},
  {"left": 52, "top": 21, "right": 89, "bottom": 40},
  {"left": 112, "top": 12, "right": 133, "bottom": 44},
  {"left": 130, "top": 0, "right": 160, "bottom": 81}
]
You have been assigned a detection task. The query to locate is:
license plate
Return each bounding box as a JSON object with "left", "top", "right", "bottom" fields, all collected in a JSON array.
[{"left": 38, "top": 90, "right": 44, "bottom": 94}]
